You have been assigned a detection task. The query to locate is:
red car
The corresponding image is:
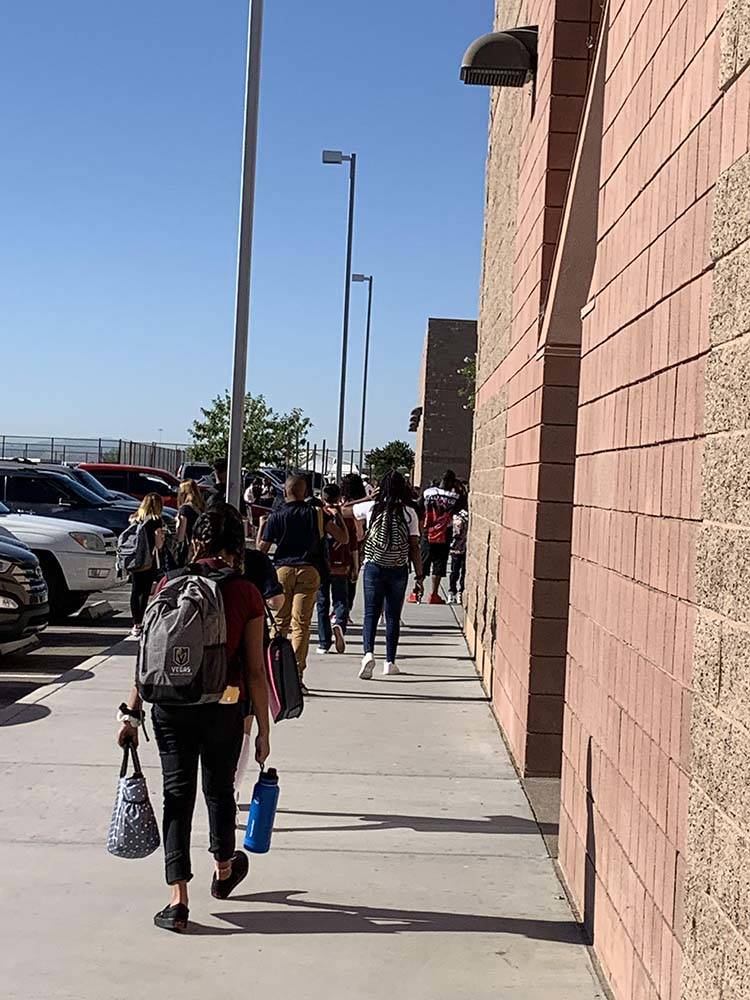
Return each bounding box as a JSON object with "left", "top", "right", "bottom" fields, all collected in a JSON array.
[{"left": 78, "top": 463, "right": 181, "bottom": 509}]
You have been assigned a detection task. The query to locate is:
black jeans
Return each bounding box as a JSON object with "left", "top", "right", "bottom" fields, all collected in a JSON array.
[
  {"left": 152, "top": 703, "right": 244, "bottom": 885},
  {"left": 130, "top": 569, "right": 157, "bottom": 625},
  {"left": 449, "top": 552, "right": 466, "bottom": 595},
  {"left": 362, "top": 563, "right": 409, "bottom": 663}
]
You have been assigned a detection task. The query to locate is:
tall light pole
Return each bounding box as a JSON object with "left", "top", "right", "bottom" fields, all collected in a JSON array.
[
  {"left": 322, "top": 149, "right": 357, "bottom": 482},
  {"left": 352, "top": 273, "right": 373, "bottom": 472},
  {"left": 227, "top": 0, "right": 264, "bottom": 508}
]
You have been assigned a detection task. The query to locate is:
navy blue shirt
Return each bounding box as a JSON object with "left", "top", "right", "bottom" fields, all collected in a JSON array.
[{"left": 261, "top": 501, "right": 330, "bottom": 573}]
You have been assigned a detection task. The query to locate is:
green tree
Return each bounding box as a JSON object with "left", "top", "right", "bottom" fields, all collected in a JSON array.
[
  {"left": 189, "top": 391, "right": 312, "bottom": 470},
  {"left": 365, "top": 440, "right": 415, "bottom": 479},
  {"left": 458, "top": 353, "right": 477, "bottom": 410}
]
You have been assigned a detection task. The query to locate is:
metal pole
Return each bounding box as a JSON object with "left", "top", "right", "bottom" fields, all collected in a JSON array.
[
  {"left": 311, "top": 445, "right": 317, "bottom": 488},
  {"left": 358, "top": 276, "right": 373, "bottom": 471},
  {"left": 334, "top": 153, "right": 357, "bottom": 484},
  {"left": 227, "top": 0, "right": 265, "bottom": 509}
]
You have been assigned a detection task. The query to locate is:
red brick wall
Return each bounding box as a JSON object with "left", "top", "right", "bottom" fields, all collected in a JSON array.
[{"left": 559, "top": 3, "right": 724, "bottom": 998}]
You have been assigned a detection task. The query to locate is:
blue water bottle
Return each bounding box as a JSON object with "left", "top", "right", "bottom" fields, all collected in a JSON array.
[{"left": 244, "top": 767, "right": 280, "bottom": 854}]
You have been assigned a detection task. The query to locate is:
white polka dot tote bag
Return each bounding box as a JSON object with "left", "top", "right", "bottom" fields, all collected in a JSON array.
[{"left": 107, "top": 740, "right": 160, "bottom": 860}]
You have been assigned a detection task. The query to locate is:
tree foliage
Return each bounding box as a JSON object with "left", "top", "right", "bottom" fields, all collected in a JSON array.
[
  {"left": 189, "top": 391, "right": 311, "bottom": 471},
  {"left": 365, "top": 440, "right": 415, "bottom": 480},
  {"left": 458, "top": 353, "right": 477, "bottom": 410}
]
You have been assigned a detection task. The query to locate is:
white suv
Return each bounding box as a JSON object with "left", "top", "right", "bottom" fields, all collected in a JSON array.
[{"left": 0, "top": 501, "right": 117, "bottom": 619}]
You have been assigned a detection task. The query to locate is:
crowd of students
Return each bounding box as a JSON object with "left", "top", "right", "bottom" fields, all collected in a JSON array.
[{"left": 116, "top": 459, "right": 468, "bottom": 931}]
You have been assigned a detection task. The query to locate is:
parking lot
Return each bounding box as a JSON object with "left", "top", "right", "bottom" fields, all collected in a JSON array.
[{"left": 0, "top": 583, "right": 130, "bottom": 709}]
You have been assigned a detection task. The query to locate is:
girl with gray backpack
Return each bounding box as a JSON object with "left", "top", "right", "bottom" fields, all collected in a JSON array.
[
  {"left": 117, "top": 493, "right": 165, "bottom": 639},
  {"left": 116, "top": 505, "right": 270, "bottom": 932}
]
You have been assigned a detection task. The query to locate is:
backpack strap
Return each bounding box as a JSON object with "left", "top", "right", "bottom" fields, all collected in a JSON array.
[
  {"left": 263, "top": 600, "right": 280, "bottom": 637},
  {"left": 315, "top": 507, "right": 325, "bottom": 540}
]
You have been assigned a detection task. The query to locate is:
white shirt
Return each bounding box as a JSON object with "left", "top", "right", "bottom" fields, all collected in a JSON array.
[{"left": 353, "top": 500, "right": 420, "bottom": 536}]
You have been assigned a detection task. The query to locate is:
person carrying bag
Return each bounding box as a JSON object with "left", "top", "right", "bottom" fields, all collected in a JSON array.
[{"left": 107, "top": 737, "right": 160, "bottom": 860}]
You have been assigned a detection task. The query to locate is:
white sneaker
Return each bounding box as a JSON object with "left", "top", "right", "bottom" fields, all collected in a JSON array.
[
  {"left": 383, "top": 661, "right": 400, "bottom": 676},
  {"left": 447, "top": 593, "right": 457, "bottom": 605},
  {"left": 316, "top": 646, "right": 329, "bottom": 655},
  {"left": 333, "top": 624, "right": 346, "bottom": 654},
  {"left": 457, "top": 591, "right": 463, "bottom": 604},
  {"left": 129, "top": 625, "right": 142, "bottom": 639},
  {"left": 359, "top": 653, "right": 375, "bottom": 680}
]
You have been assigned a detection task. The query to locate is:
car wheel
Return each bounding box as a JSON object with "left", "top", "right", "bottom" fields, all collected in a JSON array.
[{"left": 36, "top": 555, "right": 82, "bottom": 621}]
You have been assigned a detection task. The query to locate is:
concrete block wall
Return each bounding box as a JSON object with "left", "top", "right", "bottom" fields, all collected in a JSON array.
[
  {"left": 682, "top": 2, "right": 750, "bottom": 997},
  {"left": 466, "top": 0, "right": 600, "bottom": 775},
  {"left": 558, "top": 3, "right": 725, "bottom": 999}
]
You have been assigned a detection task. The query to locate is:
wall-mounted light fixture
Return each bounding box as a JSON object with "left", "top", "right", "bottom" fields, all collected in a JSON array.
[{"left": 460, "top": 26, "right": 538, "bottom": 88}]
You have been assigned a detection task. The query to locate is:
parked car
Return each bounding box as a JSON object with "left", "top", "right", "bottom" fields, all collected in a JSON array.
[
  {"left": 0, "top": 465, "right": 136, "bottom": 535},
  {"left": 0, "top": 538, "right": 49, "bottom": 646},
  {"left": 177, "top": 461, "right": 213, "bottom": 482},
  {"left": 78, "top": 463, "right": 180, "bottom": 508},
  {"left": 0, "top": 501, "right": 117, "bottom": 618}
]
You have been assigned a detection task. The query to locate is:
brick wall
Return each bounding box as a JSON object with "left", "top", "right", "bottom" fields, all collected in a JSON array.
[
  {"left": 558, "top": 3, "right": 725, "bottom": 999},
  {"left": 682, "top": 3, "right": 750, "bottom": 998},
  {"left": 466, "top": 0, "right": 599, "bottom": 774},
  {"left": 413, "top": 318, "right": 477, "bottom": 487}
]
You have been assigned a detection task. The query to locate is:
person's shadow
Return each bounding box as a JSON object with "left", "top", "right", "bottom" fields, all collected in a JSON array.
[
  {"left": 583, "top": 737, "right": 596, "bottom": 945},
  {"left": 186, "top": 890, "right": 586, "bottom": 943},
  {"left": 266, "top": 807, "right": 558, "bottom": 838}
]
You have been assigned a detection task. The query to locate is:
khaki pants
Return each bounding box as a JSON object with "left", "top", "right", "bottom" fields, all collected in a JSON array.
[{"left": 276, "top": 565, "right": 321, "bottom": 674}]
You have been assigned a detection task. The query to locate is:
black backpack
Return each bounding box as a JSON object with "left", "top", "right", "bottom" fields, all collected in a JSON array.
[{"left": 264, "top": 604, "right": 304, "bottom": 722}]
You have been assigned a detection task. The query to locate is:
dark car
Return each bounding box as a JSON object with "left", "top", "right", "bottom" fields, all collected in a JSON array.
[
  {"left": 0, "top": 538, "right": 49, "bottom": 645},
  {"left": 177, "top": 461, "right": 213, "bottom": 482},
  {"left": 0, "top": 466, "right": 137, "bottom": 535}
]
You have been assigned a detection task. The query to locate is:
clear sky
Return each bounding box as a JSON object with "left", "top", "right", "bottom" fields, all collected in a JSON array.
[{"left": 1, "top": 1, "right": 493, "bottom": 451}]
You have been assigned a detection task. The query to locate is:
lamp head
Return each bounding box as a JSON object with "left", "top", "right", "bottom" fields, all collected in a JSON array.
[
  {"left": 352, "top": 273, "right": 370, "bottom": 283},
  {"left": 460, "top": 27, "right": 538, "bottom": 87},
  {"left": 322, "top": 150, "right": 345, "bottom": 165}
]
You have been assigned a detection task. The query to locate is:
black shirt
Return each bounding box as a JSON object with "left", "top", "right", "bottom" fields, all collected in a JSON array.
[
  {"left": 177, "top": 504, "right": 200, "bottom": 543},
  {"left": 206, "top": 482, "right": 247, "bottom": 517},
  {"left": 243, "top": 548, "right": 283, "bottom": 600},
  {"left": 261, "top": 501, "right": 330, "bottom": 572}
]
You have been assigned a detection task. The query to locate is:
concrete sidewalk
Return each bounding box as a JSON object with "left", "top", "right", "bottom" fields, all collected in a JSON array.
[{"left": 0, "top": 598, "right": 603, "bottom": 1000}]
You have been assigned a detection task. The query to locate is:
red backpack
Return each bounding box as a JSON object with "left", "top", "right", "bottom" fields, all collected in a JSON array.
[{"left": 325, "top": 506, "right": 352, "bottom": 576}]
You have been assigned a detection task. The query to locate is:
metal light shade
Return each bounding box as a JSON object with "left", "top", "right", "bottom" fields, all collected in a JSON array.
[
  {"left": 352, "top": 273, "right": 368, "bottom": 282},
  {"left": 322, "top": 149, "right": 344, "bottom": 164},
  {"left": 460, "top": 27, "right": 538, "bottom": 87}
]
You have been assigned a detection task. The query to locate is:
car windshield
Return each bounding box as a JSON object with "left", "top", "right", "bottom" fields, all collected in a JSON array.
[
  {"left": 71, "top": 467, "right": 111, "bottom": 499},
  {"left": 44, "top": 472, "right": 105, "bottom": 506},
  {"left": 0, "top": 501, "right": 9, "bottom": 515}
]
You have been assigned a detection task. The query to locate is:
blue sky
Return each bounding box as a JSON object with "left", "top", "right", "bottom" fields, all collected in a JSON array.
[{"left": 1, "top": 1, "right": 492, "bottom": 451}]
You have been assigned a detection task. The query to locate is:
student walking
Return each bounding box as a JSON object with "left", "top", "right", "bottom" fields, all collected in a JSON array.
[
  {"left": 340, "top": 473, "right": 367, "bottom": 620},
  {"left": 316, "top": 483, "right": 359, "bottom": 655},
  {"left": 448, "top": 497, "right": 469, "bottom": 604},
  {"left": 258, "top": 475, "right": 347, "bottom": 690},
  {"left": 125, "top": 493, "right": 165, "bottom": 638},
  {"left": 116, "top": 505, "right": 270, "bottom": 932},
  {"left": 354, "top": 470, "right": 424, "bottom": 678},
  {"left": 420, "top": 470, "right": 460, "bottom": 605},
  {"left": 175, "top": 479, "right": 205, "bottom": 565}
]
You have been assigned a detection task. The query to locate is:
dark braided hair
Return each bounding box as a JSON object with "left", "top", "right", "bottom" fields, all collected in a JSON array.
[
  {"left": 341, "top": 473, "right": 367, "bottom": 502},
  {"left": 370, "top": 470, "right": 411, "bottom": 548},
  {"left": 192, "top": 503, "right": 245, "bottom": 563}
]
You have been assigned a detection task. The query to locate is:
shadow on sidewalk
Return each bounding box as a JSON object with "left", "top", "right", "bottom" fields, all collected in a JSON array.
[
  {"left": 0, "top": 703, "right": 51, "bottom": 726},
  {"left": 310, "top": 689, "right": 489, "bottom": 704},
  {"left": 271, "top": 807, "right": 559, "bottom": 838},
  {"left": 186, "top": 891, "right": 584, "bottom": 942}
]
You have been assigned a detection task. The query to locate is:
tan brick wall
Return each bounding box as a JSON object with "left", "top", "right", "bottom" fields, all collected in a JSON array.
[
  {"left": 557, "top": 3, "right": 725, "bottom": 999},
  {"left": 682, "top": 3, "right": 750, "bottom": 996}
]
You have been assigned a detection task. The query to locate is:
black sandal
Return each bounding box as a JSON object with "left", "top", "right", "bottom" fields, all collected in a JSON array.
[
  {"left": 211, "top": 851, "right": 249, "bottom": 900},
  {"left": 153, "top": 903, "right": 189, "bottom": 932}
]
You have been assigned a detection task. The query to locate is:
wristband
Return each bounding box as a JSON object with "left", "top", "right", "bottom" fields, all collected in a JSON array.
[{"left": 118, "top": 703, "right": 143, "bottom": 727}]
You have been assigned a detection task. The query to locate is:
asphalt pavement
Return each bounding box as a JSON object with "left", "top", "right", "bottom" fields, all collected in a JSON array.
[{"left": 0, "top": 583, "right": 131, "bottom": 709}]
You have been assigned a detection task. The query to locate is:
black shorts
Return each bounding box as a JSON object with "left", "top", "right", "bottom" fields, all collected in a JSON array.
[{"left": 427, "top": 542, "right": 450, "bottom": 577}]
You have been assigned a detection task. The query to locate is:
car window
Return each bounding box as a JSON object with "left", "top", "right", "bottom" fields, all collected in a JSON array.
[
  {"left": 6, "top": 475, "right": 68, "bottom": 504},
  {"left": 137, "top": 474, "right": 176, "bottom": 497},
  {"left": 72, "top": 468, "right": 110, "bottom": 498},
  {"left": 95, "top": 470, "right": 130, "bottom": 492}
]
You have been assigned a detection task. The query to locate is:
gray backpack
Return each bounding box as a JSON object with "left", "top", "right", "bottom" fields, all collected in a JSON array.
[
  {"left": 136, "top": 569, "right": 231, "bottom": 705},
  {"left": 116, "top": 520, "right": 152, "bottom": 575}
]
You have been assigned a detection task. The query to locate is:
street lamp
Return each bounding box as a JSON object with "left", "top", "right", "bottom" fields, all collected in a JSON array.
[
  {"left": 323, "top": 148, "right": 357, "bottom": 482},
  {"left": 352, "top": 273, "right": 373, "bottom": 472},
  {"left": 227, "top": 0, "right": 265, "bottom": 508}
]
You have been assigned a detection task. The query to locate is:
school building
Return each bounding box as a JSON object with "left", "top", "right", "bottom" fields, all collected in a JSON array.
[{"left": 461, "top": 1, "right": 750, "bottom": 998}]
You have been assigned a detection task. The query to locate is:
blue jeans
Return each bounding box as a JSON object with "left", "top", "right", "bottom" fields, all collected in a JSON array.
[
  {"left": 362, "top": 562, "right": 409, "bottom": 663},
  {"left": 316, "top": 575, "right": 350, "bottom": 650}
]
